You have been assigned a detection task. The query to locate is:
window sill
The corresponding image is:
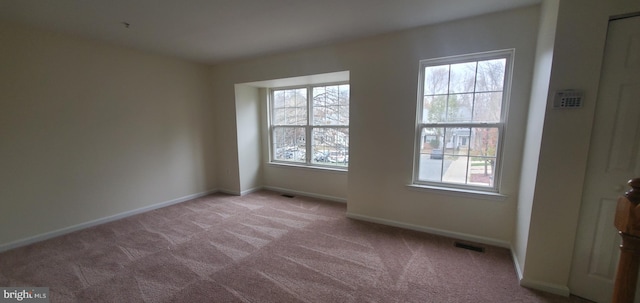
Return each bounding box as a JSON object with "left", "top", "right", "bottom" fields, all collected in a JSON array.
[
  {"left": 267, "top": 162, "right": 348, "bottom": 173},
  {"left": 406, "top": 184, "right": 507, "bottom": 202}
]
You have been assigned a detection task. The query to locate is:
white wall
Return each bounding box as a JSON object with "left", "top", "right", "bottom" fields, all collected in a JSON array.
[
  {"left": 517, "top": 0, "right": 640, "bottom": 295},
  {"left": 212, "top": 6, "right": 540, "bottom": 245},
  {"left": 514, "top": 0, "right": 559, "bottom": 289},
  {"left": 0, "top": 22, "right": 217, "bottom": 248},
  {"left": 234, "top": 84, "right": 262, "bottom": 195}
]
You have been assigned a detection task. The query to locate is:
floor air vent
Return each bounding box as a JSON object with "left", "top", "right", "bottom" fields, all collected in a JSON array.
[
  {"left": 454, "top": 242, "right": 485, "bottom": 253},
  {"left": 281, "top": 194, "right": 295, "bottom": 198}
]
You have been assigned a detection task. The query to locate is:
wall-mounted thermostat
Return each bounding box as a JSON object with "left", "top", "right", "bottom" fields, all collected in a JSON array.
[{"left": 553, "top": 89, "right": 584, "bottom": 109}]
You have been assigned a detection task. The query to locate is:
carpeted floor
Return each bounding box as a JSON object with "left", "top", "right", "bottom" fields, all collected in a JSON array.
[{"left": 0, "top": 191, "right": 592, "bottom": 302}]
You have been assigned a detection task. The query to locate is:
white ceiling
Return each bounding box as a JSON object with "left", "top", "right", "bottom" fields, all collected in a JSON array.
[{"left": 0, "top": 0, "right": 540, "bottom": 64}]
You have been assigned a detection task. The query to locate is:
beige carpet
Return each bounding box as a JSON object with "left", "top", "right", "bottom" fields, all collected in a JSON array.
[{"left": 0, "top": 190, "right": 592, "bottom": 302}]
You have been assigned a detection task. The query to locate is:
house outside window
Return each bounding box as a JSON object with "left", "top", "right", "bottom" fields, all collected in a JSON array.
[
  {"left": 270, "top": 83, "right": 349, "bottom": 169},
  {"left": 414, "top": 49, "right": 513, "bottom": 192}
]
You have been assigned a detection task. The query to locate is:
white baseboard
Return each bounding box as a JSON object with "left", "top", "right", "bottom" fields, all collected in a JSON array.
[
  {"left": 520, "top": 278, "right": 571, "bottom": 297},
  {"left": 218, "top": 187, "right": 262, "bottom": 196},
  {"left": 0, "top": 189, "right": 218, "bottom": 252},
  {"left": 262, "top": 186, "right": 347, "bottom": 203},
  {"left": 240, "top": 186, "right": 263, "bottom": 196},
  {"left": 510, "top": 245, "right": 570, "bottom": 297},
  {"left": 511, "top": 246, "right": 525, "bottom": 281},
  {"left": 345, "top": 212, "right": 510, "bottom": 248},
  {"left": 217, "top": 188, "right": 241, "bottom": 196}
]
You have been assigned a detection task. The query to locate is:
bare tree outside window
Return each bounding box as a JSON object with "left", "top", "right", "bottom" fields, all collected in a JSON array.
[{"left": 415, "top": 50, "right": 512, "bottom": 192}]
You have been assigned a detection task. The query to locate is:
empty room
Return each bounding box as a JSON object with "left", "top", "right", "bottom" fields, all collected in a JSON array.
[{"left": 1, "top": 0, "right": 640, "bottom": 302}]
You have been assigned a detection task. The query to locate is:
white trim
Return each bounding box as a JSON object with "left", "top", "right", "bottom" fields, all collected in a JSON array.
[
  {"left": 511, "top": 246, "right": 525, "bottom": 281},
  {"left": 510, "top": 246, "right": 571, "bottom": 297},
  {"left": 519, "top": 278, "right": 571, "bottom": 297},
  {"left": 242, "top": 71, "right": 349, "bottom": 88},
  {"left": 0, "top": 189, "right": 218, "bottom": 252},
  {"left": 240, "top": 186, "right": 263, "bottom": 196},
  {"left": 217, "top": 188, "right": 241, "bottom": 196},
  {"left": 262, "top": 185, "right": 346, "bottom": 203},
  {"left": 266, "top": 162, "right": 348, "bottom": 173},
  {"left": 406, "top": 184, "right": 507, "bottom": 201},
  {"left": 345, "top": 212, "right": 510, "bottom": 248}
]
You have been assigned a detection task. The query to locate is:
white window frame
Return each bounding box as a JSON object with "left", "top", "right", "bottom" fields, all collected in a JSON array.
[
  {"left": 268, "top": 82, "right": 350, "bottom": 170},
  {"left": 413, "top": 49, "right": 514, "bottom": 193}
]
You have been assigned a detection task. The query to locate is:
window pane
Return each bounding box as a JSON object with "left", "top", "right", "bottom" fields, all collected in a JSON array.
[
  {"left": 476, "top": 59, "right": 506, "bottom": 92},
  {"left": 470, "top": 127, "right": 499, "bottom": 158},
  {"left": 419, "top": 127, "right": 443, "bottom": 153},
  {"left": 296, "top": 88, "right": 306, "bottom": 107},
  {"left": 418, "top": 127, "right": 444, "bottom": 182},
  {"left": 473, "top": 92, "right": 502, "bottom": 122},
  {"left": 312, "top": 127, "right": 349, "bottom": 166},
  {"left": 285, "top": 107, "right": 302, "bottom": 125},
  {"left": 469, "top": 127, "right": 499, "bottom": 187},
  {"left": 424, "top": 65, "right": 449, "bottom": 95},
  {"left": 446, "top": 94, "right": 472, "bottom": 122},
  {"left": 417, "top": 152, "right": 444, "bottom": 182},
  {"left": 337, "top": 84, "right": 350, "bottom": 125},
  {"left": 338, "top": 85, "right": 349, "bottom": 101},
  {"left": 274, "top": 90, "right": 285, "bottom": 108},
  {"left": 313, "top": 84, "right": 349, "bottom": 125},
  {"left": 312, "top": 86, "right": 327, "bottom": 124},
  {"left": 422, "top": 96, "right": 446, "bottom": 123},
  {"left": 468, "top": 156, "right": 495, "bottom": 187},
  {"left": 273, "top": 127, "right": 305, "bottom": 162},
  {"left": 449, "top": 62, "right": 477, "bottom": 93},
  {"left": 441, "top": 155, "right": 468, "bottom": 184},
  {"left": 274, "top": 88, "right": 307, "bottom": 125},
  {"left": 273, "top": 108, "right": 285, "bottom": 125},
  {"left": 443, "top": 127, "right": 471, "bottom": 156}
]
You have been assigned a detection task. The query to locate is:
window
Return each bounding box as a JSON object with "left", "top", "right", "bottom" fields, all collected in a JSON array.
[
  {"left": 414, "top": 50, "right": 513, "bottom": 192},
  {"left": 270, "top": 83, "right": 349, "bottom": 169}
]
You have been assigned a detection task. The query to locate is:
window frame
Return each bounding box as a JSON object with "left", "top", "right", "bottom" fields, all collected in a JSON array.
[
  {"left": 412, "top": 49, "right": 514, "bottom": 193},
  {"left": 268, "top": 81, "right": 350, "bottom": 170}
]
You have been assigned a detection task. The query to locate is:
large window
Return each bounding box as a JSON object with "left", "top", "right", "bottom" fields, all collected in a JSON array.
[
  {"left": 270, "top": 83, "right": 349, "bottom": 169},
  {"left": 414, "top": 50, "right": 513, "bottom": 192}
]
